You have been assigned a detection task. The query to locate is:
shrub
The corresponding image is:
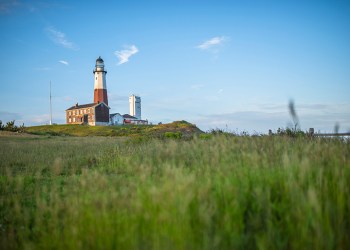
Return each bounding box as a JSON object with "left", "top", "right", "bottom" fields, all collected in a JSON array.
[
  {"left": 4, "top": 120, "right": 18, "bottom": 132},
  {"left": 276, "top": 127, "right": 306, "bottom": 138},
  {"left": 18, "top": 123, "right": 25, "bottom": 133},
  {"left": 164, "top": 131, "right": 182, "bottom": 139},
  {"left": 208, "top": 128, "right": 225, "bottom": 135},
  {"left": 199, "top": 133, "right": 212, "bottom": 140}
]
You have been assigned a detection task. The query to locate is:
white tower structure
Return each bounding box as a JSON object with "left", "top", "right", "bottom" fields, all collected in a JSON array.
[
  {"left": 93, "top": 56, "right": 108, "bottom": 105},
  {"left": 129, "top": 94, "right": 141, "bottom": 119}
]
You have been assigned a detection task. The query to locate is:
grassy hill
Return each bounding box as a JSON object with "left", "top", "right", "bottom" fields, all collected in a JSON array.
[{"left": 24, "top": 120, "right": 203, "bottom": 138}]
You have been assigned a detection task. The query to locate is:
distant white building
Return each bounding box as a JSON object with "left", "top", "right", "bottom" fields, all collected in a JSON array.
[
  {"left": 110, "top": 113, "right": 148, "bottom": 125},
  {"left": 109, "top": 95, "right": 147, "bottom": 126},
  {"left": 129, "top": 94, "right": 141, "bottom": 119},
  {"left": 109, "top": 113, "right": 124, "bottom": 125}
]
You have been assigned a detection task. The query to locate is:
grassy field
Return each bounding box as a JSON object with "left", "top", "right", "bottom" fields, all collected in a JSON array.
[
  {"left": 24, "top": 121, "right": 202, "bottom": 138},
  {"left": 0, "top": 132, "right": 349, "bottom": 249}
]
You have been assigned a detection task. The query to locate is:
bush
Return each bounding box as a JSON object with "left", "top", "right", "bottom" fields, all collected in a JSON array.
[
  {"left": 199, "top": 133, "right": 212, "bottom": 140},
  {"left": 276, "top": 127, "right": 306, "bottom": 138},
  {"left": 208, "top": 128, "right": 225, "bottom": 135},
  {"left": 4, "top": 120, "right": 18, "bottom": 132},
  {"left": 164, "top": 131, "right": 182, "bottom": 139},
  {"left": 207, "top": 128, "right": 236, "bottom": 137},
  {"left": 1, "top": 120, "right": 25, "bottom": 133},
  {"left": 18, "top": 123, "right": 25, "bottom": 133}
]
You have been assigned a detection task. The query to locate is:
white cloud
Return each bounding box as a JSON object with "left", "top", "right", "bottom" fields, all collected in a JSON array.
[
  {"left": 114, "top": 45, "right": 139, "bottom": 65},
  {"left": 46, "top": 26, "right": 78, "bottom": 50},
  {"left": 58, "top": 60, "right": 69, "bottom": 65},
  {"left": 196, "top": 36, "right": 226, "bottom": 50}
]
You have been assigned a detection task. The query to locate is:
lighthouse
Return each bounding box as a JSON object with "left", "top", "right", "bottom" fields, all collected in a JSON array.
[{"left": 93, "top": 56, "right": 108, "bottom": 105}]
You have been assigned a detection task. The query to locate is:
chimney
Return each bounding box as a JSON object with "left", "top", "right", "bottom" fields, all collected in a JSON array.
[{"left": 75, "top": 103, "right": 78, "bottom": 107}]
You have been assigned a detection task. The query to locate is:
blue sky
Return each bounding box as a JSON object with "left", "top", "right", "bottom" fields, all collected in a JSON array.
[{"left": 0, "top": 0, "right": 349, "bottom": 133}]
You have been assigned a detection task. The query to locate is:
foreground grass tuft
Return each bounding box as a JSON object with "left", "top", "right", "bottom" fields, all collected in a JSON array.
[{"left": 0, "top": 135, "right": 349, "bottom": 249}]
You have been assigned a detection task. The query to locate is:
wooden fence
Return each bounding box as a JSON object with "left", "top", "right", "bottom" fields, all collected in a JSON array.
[{"left": 309, "top": 128, "right": 350, "bottom": 137}]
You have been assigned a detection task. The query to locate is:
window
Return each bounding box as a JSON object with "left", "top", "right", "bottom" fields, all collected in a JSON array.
[
  {"left": 84, "top": 109, "right": 86, "bottom": 114},
  {"left": 69, "top": 111, "right": 71, "bottom": 115},
  {"left": 69, "top": 118, "right": 71, "bottom": 123},
  {"left": 80, "top": 110, "right": 83, "bottom": 114},
  {"left": 73, "top": 117, "right": 76, "bottom": 122}
]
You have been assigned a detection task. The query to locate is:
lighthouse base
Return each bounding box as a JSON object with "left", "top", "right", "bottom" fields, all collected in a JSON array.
[{"left": 94, "top": 89, "right": 108, "bottom": 105}]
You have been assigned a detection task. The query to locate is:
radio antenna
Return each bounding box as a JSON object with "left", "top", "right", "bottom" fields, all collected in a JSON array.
[{"left": 50, "top": 81, "right": 52, "bottom": 125}]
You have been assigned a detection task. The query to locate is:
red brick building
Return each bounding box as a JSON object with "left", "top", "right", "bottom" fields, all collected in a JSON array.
[{"left": 66, "top": 102, "right": 110, "bottom": 125}]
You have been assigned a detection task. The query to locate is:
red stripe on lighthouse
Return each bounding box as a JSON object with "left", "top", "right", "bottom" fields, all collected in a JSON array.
[{"left": 94, "top": 89, "right": 108, "bottom": 105}]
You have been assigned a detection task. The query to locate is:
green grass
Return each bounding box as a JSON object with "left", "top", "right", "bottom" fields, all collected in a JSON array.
[
  {"left": 24, "top": 120, "right": 202, "bottom": 138},
  {"left": 0, "top": 134, "right": 349, "bottom": 249}
]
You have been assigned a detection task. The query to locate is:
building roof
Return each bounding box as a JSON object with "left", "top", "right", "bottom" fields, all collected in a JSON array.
[
  {"left": 123, "top": 114, "right": 137, "bottom": 119},
  {"left": 66, "top": 103, "right": 96, "bottom": 110},
  {"left": 66, "top": 102, "right": 110, "bottom": 111},
  {"left": 96, "top": 56, "right": 104, "bottom": 62},
  {"left": 110, "top": 113, "right": 121, "bottom": 117}
]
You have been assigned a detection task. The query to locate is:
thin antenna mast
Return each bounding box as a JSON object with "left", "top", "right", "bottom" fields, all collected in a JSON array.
[{"left": 50, "top": 81, "right": 52, "bottom": 125}]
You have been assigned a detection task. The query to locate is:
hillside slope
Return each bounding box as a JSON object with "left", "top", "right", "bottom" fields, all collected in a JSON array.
[{"left": 24, "top": 120, "right": 203, "bottom": 137}]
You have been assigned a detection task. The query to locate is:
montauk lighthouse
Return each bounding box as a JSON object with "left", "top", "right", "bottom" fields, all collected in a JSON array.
[
  {"left": 94, "top": 57, "right": 108, "bottom": 106},
  {"left": 66, "top": 57, "right": 148, "bottom": 126},
  {"left": 66, "top": 57, "right": 110, "bottom": 125}
]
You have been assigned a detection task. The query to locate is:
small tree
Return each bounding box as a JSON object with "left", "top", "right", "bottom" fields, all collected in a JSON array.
[
  {"left": 0, "top": 120, "right": 4, "bottom": 131},
  {"left": 4, "top": 120, "right": 18, "bottom": 132},
  {"left": 18, "top": 123, "right": 25, "bottom": 133}
]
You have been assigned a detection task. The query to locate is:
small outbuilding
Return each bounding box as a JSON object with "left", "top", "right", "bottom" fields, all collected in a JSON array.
[{"left": 110, "top": 113, "right": 148, "bottom": 125}]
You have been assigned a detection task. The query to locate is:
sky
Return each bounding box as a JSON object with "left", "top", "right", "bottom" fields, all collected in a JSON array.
[{"left": 0, "top": 0, "right": 349, "bottom": 133}]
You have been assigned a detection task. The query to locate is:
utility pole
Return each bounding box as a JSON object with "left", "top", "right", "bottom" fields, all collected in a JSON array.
[{"left": 50, "top": 81, "right": 52, "bottom": 125}]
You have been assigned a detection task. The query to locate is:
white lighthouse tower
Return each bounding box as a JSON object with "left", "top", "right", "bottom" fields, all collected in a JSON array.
[
  {"left": 129, "top": 94, "right": 141, "bottom": 119},
  {"left": 93, "top": 56, "right": 108, "bottom": 105}
]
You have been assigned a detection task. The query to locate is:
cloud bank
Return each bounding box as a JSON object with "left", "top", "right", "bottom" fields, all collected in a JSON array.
[
  {"left": 197, "top": 36, "right": 226, "bottom": 50},
  {"left": 114, "top": 45, "right": 138, "bottom": 65},
  {"left": 192, "top": 103, "right": 350, "bottom": 133},
  {"left": 46, "top": 26, "right": 78, "bottom": 50}
]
